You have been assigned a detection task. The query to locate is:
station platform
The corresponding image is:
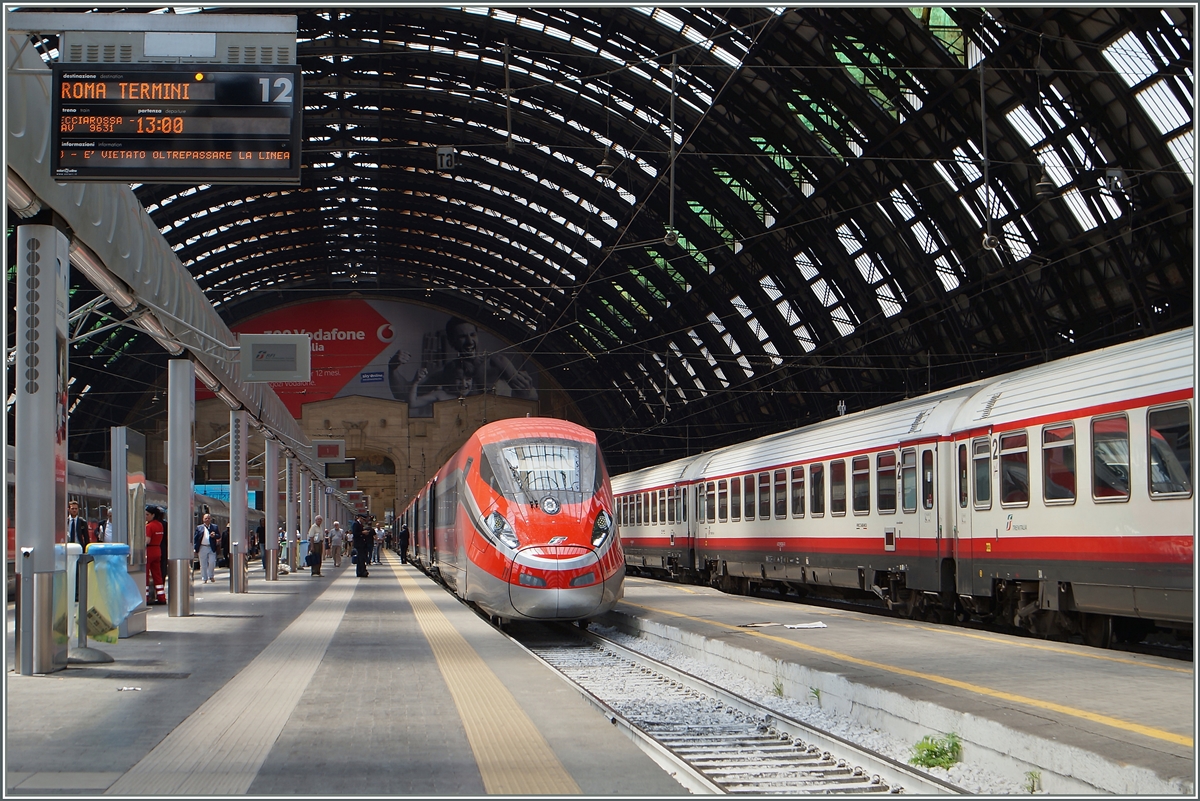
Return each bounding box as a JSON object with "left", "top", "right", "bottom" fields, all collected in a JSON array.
[
  {"left": 601, "top": 577, "right": 1195, "bottom": 795},
  {"left": 4, "top": 555, "right": 687, "bottom": 796}
]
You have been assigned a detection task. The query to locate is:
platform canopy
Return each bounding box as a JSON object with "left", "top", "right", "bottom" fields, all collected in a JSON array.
[{"left": 15, "top": 7, "right": 1193, "bottom": 472}]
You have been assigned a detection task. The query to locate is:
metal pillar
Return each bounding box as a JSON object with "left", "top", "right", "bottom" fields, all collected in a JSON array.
[
  {"left": 264, "top": 439, "right": 280, "bottom": 580},
  {"left": 298, "top": 470, "right": 310, "bottom": 565},
  {"left": 111, "top": 427, "right": 147, "bottom": 638},
  {"left": 285, "top": 457, "right": 298, "bottom": 570},
  {"left": 229, "top": 410, "right": 248, "bottom": 593},
  {"left": 15, "top": 224, "right": 70, "bottom": 674},
  {"left": 167, "top": 359, "right": 195, "bottom": 616}
]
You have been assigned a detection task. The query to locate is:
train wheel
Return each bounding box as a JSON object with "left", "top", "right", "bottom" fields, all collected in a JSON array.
[{"left": 1081, "top": 613, "right": 1112, "bottom": 649}]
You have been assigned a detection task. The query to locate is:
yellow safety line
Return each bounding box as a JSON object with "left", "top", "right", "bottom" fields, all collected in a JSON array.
[
  {"left": 389, "top": 558, "right": 581, "bottom": 795},
  {"left": 635, "top": 578, "right": 1194, "bottom": 674},
  {"left": 625, "top": 601, "right": 1194, "bottom": 749}
]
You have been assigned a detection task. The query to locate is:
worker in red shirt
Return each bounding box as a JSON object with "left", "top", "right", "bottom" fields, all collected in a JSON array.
[{"left": 144, "top": 505, "right": 167, "bottom": 605}]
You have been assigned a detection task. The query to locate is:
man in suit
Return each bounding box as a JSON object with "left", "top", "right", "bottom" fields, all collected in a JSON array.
[
  {"left": 351, "top": 513, "right": 372, "bottom": 577},
  {"left": 67, "top": 500, "right": 89, "bottom": 547}
]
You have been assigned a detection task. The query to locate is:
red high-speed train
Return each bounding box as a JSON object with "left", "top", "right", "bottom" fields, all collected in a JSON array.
[{"left": 404, "top": 418, "right": 624, "bottom": 622}]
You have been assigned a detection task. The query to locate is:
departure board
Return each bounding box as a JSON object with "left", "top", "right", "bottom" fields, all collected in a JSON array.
[{"left": 51, "top": 63, "right": 302, "bottom": 184}]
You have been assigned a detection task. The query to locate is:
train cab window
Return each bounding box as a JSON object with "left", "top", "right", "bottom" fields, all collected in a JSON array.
[
  {"left": 830, "top": 460, "right": 847, "bottom": 515},
  {"left": 1148, "top": 405, "right": 1192, "bottom": 498},
  {"left": 852, "top": 456, "right": 870, "bottom": 514},
  {"left": 791, "top": 467, "right": 805, "bottom": 518},
  {"left": 718, "top": 480, "right": 729, "bottom": 522},
  {"left": 999, "top": 431, "right": 1029, "bottom": 506},
  {"left": 922, "top": 450, "right": 935, "bottom": 510},
  {"left": 659, "top": 489, "right": 667, "bottom": 524},
  {"left": 810, "top": 463, "right": 825, "bottom": 516},
  {"left": 706, "top": 482, "right": 717, "bottom": 523},
  {"left": 758, "top": 472, "right": 771, "bottom": 519},
  {"left": 900, "top": 449, "right": 917, "bottom": 512},
  {"left": 731, "top": 477, "right": 741, "bottom": 520},
  {"left": 744, "top": 475, "right": 756, "bottom": 521},
  {"left": 1092, "top": 415, "right": 1130, "bottom": 501},
  {"left": 877, "top": 452, "right": 897, "bottom": 513},
  {"left": 1042, "top": 424, "right": 1076, "bottom": 504},
  {"left": 957, "top": 445, "right": 968, "bottom": 508},
  {"left": 972, "top": 438, "right": 991, "bottom": 509}
]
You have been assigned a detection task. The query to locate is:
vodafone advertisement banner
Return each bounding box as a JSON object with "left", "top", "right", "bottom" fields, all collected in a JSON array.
[{"left": 201, "top": 299, "right": 538, "bottom": 418}]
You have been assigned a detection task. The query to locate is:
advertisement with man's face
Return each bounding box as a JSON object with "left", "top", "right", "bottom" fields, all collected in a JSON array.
[{"left": 208, "top": 299, "right": 538, "bottom": 417}]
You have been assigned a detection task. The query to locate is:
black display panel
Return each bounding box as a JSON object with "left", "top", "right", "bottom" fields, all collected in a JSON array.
[
  {"left": 325, "top": 459, "right": 356, "bottom": 479},
  {"left": 51, "top": 63, "right": 302, "bottom": 184}
]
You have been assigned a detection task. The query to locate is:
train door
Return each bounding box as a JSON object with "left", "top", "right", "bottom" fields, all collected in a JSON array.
[
  {"left": 428, "top": 480, "right": 438, "bottom": 569},
  {"left": 953, "top": 438, "right": 974, "bottom": 595},
  {"left": 908, "top": 443, "right": 940, "bottom": 590},
  {"left": 672, "top": 482, "right": 691, "bottom": 568}
]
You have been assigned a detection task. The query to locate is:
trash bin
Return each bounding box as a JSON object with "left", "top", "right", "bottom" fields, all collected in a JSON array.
[{"left": 84, "top": 544, "right": 143, "bottom": 643}]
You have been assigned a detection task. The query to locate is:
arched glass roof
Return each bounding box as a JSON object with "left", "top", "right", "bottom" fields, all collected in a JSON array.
[{"left": 15, "top": 6, "right": 1193, "bottom": 470}]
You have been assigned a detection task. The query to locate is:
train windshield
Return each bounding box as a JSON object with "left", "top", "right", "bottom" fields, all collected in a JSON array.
[{"left": 478, "top": 438, "right": 600, "bottom": 504}]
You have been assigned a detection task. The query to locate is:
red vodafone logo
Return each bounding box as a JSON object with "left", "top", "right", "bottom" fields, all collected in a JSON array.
[{"left": 376, "top": 323, "right": 395, "bottom": 343}]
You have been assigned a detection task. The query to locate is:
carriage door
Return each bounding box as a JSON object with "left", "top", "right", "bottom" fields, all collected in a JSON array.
[
  {"left": 917, "top": 446, "right": 939, "bottom": 568},
  {"left": 954, "top": 439, "right": 973, "bottom": 595},
  {"left": 428, "top": 480, "right": 438, "bottom": 567}
]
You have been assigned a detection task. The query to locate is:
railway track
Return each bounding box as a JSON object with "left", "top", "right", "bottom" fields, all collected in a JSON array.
[{"left": 503, "top": 622, "right": 963, "bottom": 795}]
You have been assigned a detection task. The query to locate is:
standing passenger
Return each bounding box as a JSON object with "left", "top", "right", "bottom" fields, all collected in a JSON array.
[
  {"left": 194, "top": 513, "right": 220, "bottom": 584},
  {"left": 308, "top": 515, "right": 325, "bottom": 576},
  {"left": 351, "top": 513, "right": 371, "bottom": 577},
  {"left": 398, "top": 521, "right": 410, "bottom": 564},
  {"left": 329, "top": 521, "right": 345, "bottom": 568},
  {"left": 144, "top": 505, "right": 167, "bottom": 605}
]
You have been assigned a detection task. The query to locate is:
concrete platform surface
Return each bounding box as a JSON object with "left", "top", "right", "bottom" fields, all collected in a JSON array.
[
  {"left": 5, "top": 555, "right": 687, "bottom": 796},
  {"left": 600, "top": 577, "right": 1195, "bottom": 795}
]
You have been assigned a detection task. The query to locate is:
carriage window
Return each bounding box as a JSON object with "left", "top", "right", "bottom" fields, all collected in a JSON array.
[
  {"left": 706, "top": 481, "right": 717, "bottom": 523},
  {"left": 619, "top": 496, "right": 626, "bottom": 526},
  {"left": 922, "top": 450, "right": 935, "bottom": 510},
  {"left": 791, "top": 467, "right": 805, "bottom": 518},
  {"left": 731, "top": 477, "right": 741, "bottom": 520},
  {"left": 877, "top": 452, "right": 897, "bottom": 513},
  {"left": 901, "top": 449, "right": 917, "bottom": 512},
  {"left": 718, "top": 480, "right": 729, "bottom": 522},
  {"left": 1092, "top": 415, "right": 1130, "bottom": 501},
  {"left": 957, "top": 445, "right": 968, "bottom": 508},
  {"left": 1148, "top": 405, "right": 1192, "bottom": 497},
  {"left": 744, "top": 475, "right": 756, "bottom": 520},
  {"left": 659, "top": 489, "right": 667, "bottom": 524},
  {"left": 772, "top": 470, "right": 786, "bottom": 518},
  {"left": 973, "top": 438, "right": 991, "bottom": 509},
  {"left": 667, "top": 487, "right": 676, "bottom": 524},
  {"left": 1042, "top": 424, "right": 1076, "bottom": 503},
  {"left": 999, "top": 431, "right": 1029, "bottom": 506},
  {"left": 758, "top": 472, "right": 771, "bottom": 519},
  {"left": 636, "top": 493, "right": 643, "bottom": 526},
  {"left": 810, "top": 463, "right": 825, "bottom": 516},
  {"left": 682, "top": 485, "right": 688, "bottom": 522},
  {"left": 830, "top": 460, "right": 847, "bottom": 515},
  {"left": 695, "top": 486, "right": 704, "bottom": 523},
  {"left": 852, "top": 457, "right": 870, "bottom": 514},
  {"left": 653, "top": 490, "right": 660, "bottom": 524}
]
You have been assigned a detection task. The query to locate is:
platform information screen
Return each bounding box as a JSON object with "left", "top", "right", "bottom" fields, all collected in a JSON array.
[{"left": 51, "top": 63, "right": 302, "bottom": 184}]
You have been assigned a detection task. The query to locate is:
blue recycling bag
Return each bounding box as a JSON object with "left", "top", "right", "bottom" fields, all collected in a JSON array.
[{"left": 85, "top": 544, "right": 143, "bottom": 636}]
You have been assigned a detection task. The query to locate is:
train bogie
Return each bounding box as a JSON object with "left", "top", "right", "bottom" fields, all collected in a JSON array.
[{"left": 614, "top": 328, "right": 1194, "bottom": 648}]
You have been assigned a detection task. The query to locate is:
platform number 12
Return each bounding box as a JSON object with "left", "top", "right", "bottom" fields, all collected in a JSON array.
[{"left": 259, "top": 77, "right": 294, "bottom": 103}]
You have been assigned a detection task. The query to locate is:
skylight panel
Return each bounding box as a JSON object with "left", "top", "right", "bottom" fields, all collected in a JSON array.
[
  {"left": 1135, "top": 81, "right": 1192, "bottom": 135},
  {"left": 952, "top": 147, "right": 982, "bottom": 183},
  {"left": 1103, "top": 31, "right": 1159, "bottom": 87},
  {"left": 1167, "top": 130, "right": 1195, "bottom": 183},
  {"left": 1061, "top": 188, "right": 1099, "bottom": 231},
  {"left": 1002, "top": 222, "right": 1032, "bottom": 260},
  {"left": 1038, "top": 146, "right": 1073, "bottom": 187},
  {"left": 1006, "top": 105, "right": 1045, "bottom": 148},
  {"left": 933, "top": 256, "right": 960, "bottom": 292}
]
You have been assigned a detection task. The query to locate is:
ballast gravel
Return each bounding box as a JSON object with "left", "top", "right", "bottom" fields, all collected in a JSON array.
[{"left": 592, "top": 624, "right": 1028, "bottom": 795}]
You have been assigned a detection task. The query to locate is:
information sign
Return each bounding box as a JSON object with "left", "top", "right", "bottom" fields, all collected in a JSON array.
[{"left": 51, "top": 63, "right": 302, "bottom": 184}]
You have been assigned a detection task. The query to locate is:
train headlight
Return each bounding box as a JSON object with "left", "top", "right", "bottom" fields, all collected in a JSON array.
[
  {"left": 591, "top": 510, "right": 613, "bottom": 547},
  {"left": 485, "top": 511, "right": 519, "bottom": 550}
]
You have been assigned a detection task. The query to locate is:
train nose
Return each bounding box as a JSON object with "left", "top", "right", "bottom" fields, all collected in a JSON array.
[{"left": 508, "top": 544, "right": 605, "bottom": 619}]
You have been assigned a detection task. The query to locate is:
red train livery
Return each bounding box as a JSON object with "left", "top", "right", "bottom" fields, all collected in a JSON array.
[
  {"left": 613, "top": 328, "right": 1193, "bottom": 648},
  {"left": 404, "top": 418, "right": 624, "bottom": 622}
]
